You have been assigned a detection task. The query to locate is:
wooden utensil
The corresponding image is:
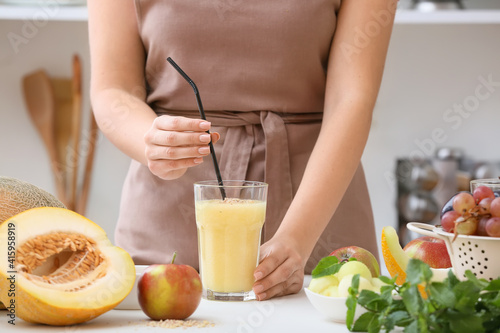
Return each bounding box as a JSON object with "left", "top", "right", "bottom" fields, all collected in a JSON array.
[
  {"left": 22, "top": 70, "right": 67, "bottom": 204},
  {"left": 69, "top": 55, "right": 83, "bottom": 211},
  {"left": 76, "top": 109, "right": 99, "bottom": 215},
  {"left": 51, "top": 77, "right": 73, "bottom": 204}
]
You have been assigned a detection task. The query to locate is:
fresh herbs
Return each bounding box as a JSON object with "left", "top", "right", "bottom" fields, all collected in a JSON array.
[
  {"left": 346, "top": 259, "right": 500, "bottom": 333},
  {"left": 311, "top": 256, "right": 357, "bottom": 278}
]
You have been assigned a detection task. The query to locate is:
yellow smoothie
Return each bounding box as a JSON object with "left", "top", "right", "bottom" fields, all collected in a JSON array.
[{"left": 195, "top": 198, "right": 266, "bottom": 293}]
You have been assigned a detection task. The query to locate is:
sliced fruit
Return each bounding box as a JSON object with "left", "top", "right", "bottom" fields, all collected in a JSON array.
[
  {"left": 337, "top": 274, "right": 373, "bottom": 297},
  {"left": 381, "top": 226, "right": 409, "bottom": 285},
  {"left": 381, "top": 226, "right": 451, "bottom": 289},
  {"left": 308, "top": 274, "right": 339, "bottom": 294},
  {"left": 0, "top": 207, "right": 135, "bottom": 325},
  {"left": 321, "top": 285, "right": 339, "bottom": 297},
  {"left": 337, "top": 261, "right": 373, "bottom": 281}
]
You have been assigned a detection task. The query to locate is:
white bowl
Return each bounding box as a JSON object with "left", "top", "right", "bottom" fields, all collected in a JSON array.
[
  {"left": 114, "top": 265, "right": 149, "bottom": 310},
  {"left": 304, "top": 288, "right": 367, "bottom": 323}
]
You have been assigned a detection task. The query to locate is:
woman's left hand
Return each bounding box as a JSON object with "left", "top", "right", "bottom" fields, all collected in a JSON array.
[{"left": 252, "top": 235, "right": 306, "bottom": 301}]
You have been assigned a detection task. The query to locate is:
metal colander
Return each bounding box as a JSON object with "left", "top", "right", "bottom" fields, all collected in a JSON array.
[{"left": 407, "top": 222, "right": 500, "bottom": 281}]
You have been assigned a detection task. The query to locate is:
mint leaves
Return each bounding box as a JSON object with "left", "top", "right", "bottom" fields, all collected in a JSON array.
[
  {"left": 311, "top": 256, "right": 357, "bottom": 278},
  {"left": 346, "top": 259, "right": 500, "bottom": 333}
]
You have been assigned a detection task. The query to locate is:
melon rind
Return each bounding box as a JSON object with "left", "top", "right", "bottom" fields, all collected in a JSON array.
[{"left": 0, "top": 176, "right": 65, "bottom": 224}]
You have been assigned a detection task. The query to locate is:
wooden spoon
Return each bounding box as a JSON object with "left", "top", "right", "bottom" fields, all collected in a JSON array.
[
  {"left": 76, "top": 109, "right": 99, "bottom": 215},
  {"left": 69, "top": 55, "right": 83, "bottom": 211},
  {"left": 51, "top": 77, "right": 73, "bottom": 203},
  {"left": 22, "top": 70, "right": 67, "bottom": 204}
]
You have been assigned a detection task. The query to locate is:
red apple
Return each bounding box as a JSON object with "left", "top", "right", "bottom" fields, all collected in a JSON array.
[
  {"left": 137, "top": 252, "right": 202, "bottom": 320},
  {"left": 403, "top": 236, "right": 452, "bottom": 269},
  {"left": 329, "top": 246, "right": 380, "bottom": 277}
]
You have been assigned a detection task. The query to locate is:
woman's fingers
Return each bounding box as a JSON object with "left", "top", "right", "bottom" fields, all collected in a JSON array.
[
  {"left": 145, "top": 145, "right": 210, "bottom": 161},
  {"left": 147, "top": 156, "right": 206, "bottom": 180},
  {"left": 252, "top": 239, "right": 305, "bottom": 301},
  {"left": 256, "top": 274, "right": 303, "bottom": 300},
  {"left": 253, "top": 256, "right": 303, "bottom": 300},
  {"left": 154, "top": 115, "right": 211, "bottom": 131},
  {"left": 145, "top": 130, "right": 212, "bottom": 147},
  {"left": 144, "top": 115, "right": 221, "bottom": 180}
]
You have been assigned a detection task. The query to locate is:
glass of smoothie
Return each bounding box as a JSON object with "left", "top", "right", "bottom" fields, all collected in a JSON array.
[{"left": 194, "top": 180, "right": 268, "bottom": 301}]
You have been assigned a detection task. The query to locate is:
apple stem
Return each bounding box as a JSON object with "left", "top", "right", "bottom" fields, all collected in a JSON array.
[{"left": 171, "top": 251, "right": 177, "bottom": 264}]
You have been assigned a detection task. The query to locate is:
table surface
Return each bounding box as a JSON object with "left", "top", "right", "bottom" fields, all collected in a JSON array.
[{"left": 2, "top": 276, "right": 355, "bottom": 333}]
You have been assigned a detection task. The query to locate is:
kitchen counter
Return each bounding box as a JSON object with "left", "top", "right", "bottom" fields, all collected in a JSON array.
[{"left": 3, "top": 277, "right": 354, "bottom": 333}]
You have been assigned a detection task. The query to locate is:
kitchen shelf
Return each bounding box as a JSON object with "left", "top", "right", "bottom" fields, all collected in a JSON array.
[
  {"left": 0, "top": 4, "right": 88, "bottom": 21},
  {"left": 1, "top": 4, "right": 500, "bottom": 24}
]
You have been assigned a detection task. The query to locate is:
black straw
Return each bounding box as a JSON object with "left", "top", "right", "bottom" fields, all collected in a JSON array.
[{"left": 166, "top": 57, "right": 226, "bottom": 200}]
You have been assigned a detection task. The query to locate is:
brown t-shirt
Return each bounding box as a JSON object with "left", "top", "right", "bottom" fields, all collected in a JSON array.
[{"left": 115, "top": 0, "right": 379, "bottom": 273}]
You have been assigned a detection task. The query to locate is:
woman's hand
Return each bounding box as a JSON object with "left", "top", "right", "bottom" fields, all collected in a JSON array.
[
  {"left": 144, "top": 115, "right": 220, "bottom": 180},
  {"left": 252, "top": 235, "right": 306, "bottom": 301}
]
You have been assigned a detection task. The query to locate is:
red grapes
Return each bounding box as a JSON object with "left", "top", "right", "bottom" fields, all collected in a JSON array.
[
  {"left": 472, "top": 185, "right": 495, "bottom": 203},
  {"left": 440, "top": 185, "right": 500, "bottom": 237},
  {"left": 452, "top": 192, "right": 475, "bottom": 214}
]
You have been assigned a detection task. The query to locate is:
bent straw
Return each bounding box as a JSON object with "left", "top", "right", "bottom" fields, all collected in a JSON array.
[{"left": 166, "top": 57, "right": 226, "bottom": 200}]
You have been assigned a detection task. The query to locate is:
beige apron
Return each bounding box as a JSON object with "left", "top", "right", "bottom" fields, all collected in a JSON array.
[{"left": 115, "top": 0, "right": 379, "bottom": 273}]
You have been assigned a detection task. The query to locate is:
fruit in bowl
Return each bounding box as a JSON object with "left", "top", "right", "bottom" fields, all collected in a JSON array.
[
  {"left": 403, "top": 236, "right": 452, "bottom": 269},
  {"left": 306, "top": 248, "right": 386, "bottom": 323},
  {"left": 440, "top": 186, "right": 500, "bottom": 237}
]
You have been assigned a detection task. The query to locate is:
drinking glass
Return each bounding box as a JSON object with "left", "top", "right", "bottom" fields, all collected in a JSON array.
[{"left": 194, "top": 180, "right": 268, "bottom": 301}]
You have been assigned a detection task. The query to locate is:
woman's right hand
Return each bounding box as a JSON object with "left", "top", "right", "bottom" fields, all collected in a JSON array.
[{"left": 144, "top": 115, "right": 220, "bottom": 180}]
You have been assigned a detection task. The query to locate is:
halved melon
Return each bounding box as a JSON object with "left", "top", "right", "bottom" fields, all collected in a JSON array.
[{"left": 0, "top": 207, "right": 135, "bottom": 325}]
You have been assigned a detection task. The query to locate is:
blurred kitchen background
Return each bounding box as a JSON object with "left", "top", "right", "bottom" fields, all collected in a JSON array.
[{"left": 1, "top": 0, "right": 500, "bottom": 266}]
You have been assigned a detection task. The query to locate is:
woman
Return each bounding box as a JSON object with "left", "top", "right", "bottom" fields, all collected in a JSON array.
[{"left": 88, "top": 0, "right": 397, "bottom": 301}]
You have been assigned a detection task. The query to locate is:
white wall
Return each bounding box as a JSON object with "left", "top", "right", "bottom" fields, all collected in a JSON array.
[
  {"left": 364, "top": 24, "right": 500, "bottom": 258},
  {"left": 0, "top": 21, "right": 130, "bottom": 239},
  {"left": 1, "top": 20, "right": 499, "bottom": 265}
]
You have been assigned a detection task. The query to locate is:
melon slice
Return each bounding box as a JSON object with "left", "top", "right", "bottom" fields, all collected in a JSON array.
[{"left": 0, "top": 207, "right": 135, "bottom": 325}]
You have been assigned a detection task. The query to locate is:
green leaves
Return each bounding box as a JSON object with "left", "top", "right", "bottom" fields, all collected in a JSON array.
[
  {"left": 311, "top": 256, "right": 357, "bottom": 278},
  {"left": 346, "top": 258, "right": 500, "bottom": 333}
]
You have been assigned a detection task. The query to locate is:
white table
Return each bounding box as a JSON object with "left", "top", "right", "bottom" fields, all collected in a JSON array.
[{"left": 3, "top": 277, "right": 353, "bottom": 333}]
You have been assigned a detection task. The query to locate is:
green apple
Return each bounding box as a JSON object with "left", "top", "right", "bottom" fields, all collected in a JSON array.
[
  {"left": 337, "top": 274, "right": 373, "bottom": 297},
  {"left": 336, "top": 261, "right": 372, "bottom": 282},
  {"left": 308, "top": 274, "right": 339, "bottom": 294}
]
